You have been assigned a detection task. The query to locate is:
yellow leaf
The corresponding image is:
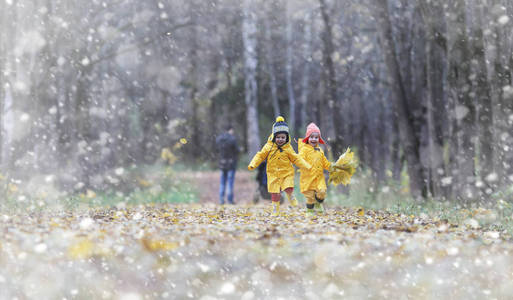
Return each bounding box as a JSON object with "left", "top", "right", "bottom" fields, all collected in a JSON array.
[
  {"left": 179, "top": 138, "right": 187, "bottom": 145},
  {"left": 8, "top": 183, "right": 18, "bottom": 193},
  {"left": 142, "top": 238, "right": 179, "bottom": 252},
  {"left": 137, "top": 177, "right": 152, "bottom": 187},
  {"left": 68, "top": 239, "right": 94, "bottom": 259},
  {"left": 358, "top": 207, "right": 365, "bottom": 216}
]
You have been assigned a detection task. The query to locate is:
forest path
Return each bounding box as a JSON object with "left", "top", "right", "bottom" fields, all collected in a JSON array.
[
  {"left": 182, "top": 170, "right": 262, "bottom": 204},
  {"left": 1, "top": 204, "right": 510, "bottom": 298}
]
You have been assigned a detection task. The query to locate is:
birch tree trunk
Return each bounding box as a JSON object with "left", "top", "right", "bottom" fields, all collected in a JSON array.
[
  {"left": 0, "top": 0, "right": 20, "bottom": 169},
  {"left": 285, "top": 0, "right": 297, "bottom": 137},
  {"left": 299, "top": 11, "right": 313, "bottom": 132},
  {"left": 0, "top": 0, "right": 7, "bottom": 166},
  {"left": 242, "top": 0, "right": 261, "bottom": 156},
  {"left": 373, "top": 0, "right": 427, "bottom": 199},
  {"left": 263, "top": 15, "right": 280, "bottom": 117}
]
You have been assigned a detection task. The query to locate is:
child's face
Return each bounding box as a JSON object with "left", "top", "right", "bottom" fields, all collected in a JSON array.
[
  {"left": 308, "top": 132, "right": 320, "bottom": 146},
  {"left": 275, "top": 133, "right": 287, "bottom": 146}
]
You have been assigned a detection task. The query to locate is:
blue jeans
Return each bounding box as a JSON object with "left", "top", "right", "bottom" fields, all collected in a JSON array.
[{"left": 219, "top": 169, "right": 235, "bottom": 204}]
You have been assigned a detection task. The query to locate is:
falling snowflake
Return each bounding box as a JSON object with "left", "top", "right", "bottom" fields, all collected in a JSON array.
[
  {"left": 441, "top": 176, "right": 453, "bottom": 186},
  {"left": 485, "top": 173, "right": 498, "bottom": 182},
  {"left": 446, "top": 247, "right": 459, "bottom": 256},
  {"left": 454, "top": 105, "right": 469, "bottom": 120},
  {"left": 498, "top": 15, "right": 510, "bottom": 25},
  {"left": 79, "top": 218, "right": 94, "bottom": 230},
  {"left": 115, "top": 167, "right": 125, "bottom": 176},
  {"left": 81, "top": 57, "right": 91, "bottom": 66},
  {"left": 219, "top": 282, "right": 236, "bottom": 295},
  {"left": 20, "top": 113, "right": 30, "bottom": 122},
  {"left": 34, "top": 243, "right": 47, "bottom": 253}
]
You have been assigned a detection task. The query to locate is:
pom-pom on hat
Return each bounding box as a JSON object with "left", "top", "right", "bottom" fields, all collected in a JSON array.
[
  {"left": 272, "top": 116, "right": 289, "bottom": 143},
  {"left": 302, "top": 122, "right": 325, "bottom": 144}
]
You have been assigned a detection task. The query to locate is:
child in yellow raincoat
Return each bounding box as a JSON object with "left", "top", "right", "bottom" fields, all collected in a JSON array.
[
  {"left": 248, "top": 116, "right": 311, "bottom": 216},
  {"left": 298, "top": 123, "right": 333, "bottom": 216}
]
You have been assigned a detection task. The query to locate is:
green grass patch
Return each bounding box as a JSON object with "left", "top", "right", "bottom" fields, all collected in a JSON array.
[
  {"left": 78, "top": 164, "right": 199, "bottom": 207},
  {"left": 0, "top": 164, "right": 199, "bottom": 213}
]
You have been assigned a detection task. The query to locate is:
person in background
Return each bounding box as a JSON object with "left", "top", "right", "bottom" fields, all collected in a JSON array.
[
  {"left": 216, "top": 125, "right": 238, "bottom": 204},
  {"left": 248, "top": 116, "right": 311, "bottom": 216}
]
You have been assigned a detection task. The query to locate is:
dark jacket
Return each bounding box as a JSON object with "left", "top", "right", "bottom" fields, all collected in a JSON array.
[{"left": 216, "top": 132, "right": 238, "bottom": 170}]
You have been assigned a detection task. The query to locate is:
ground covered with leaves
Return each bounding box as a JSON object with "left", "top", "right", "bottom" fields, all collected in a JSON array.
[{"left": 1, "top": 203, "right": 513, "bottom": 299}]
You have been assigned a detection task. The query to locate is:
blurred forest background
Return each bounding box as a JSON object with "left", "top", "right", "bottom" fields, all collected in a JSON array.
[{"left": 1, "top": 0, "right": 513, "bottom": 206}]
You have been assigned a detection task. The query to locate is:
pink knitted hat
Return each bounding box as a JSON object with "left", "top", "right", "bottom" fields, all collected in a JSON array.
[{"left": 302, "top": 122, "right": 325, "bottom": 144}]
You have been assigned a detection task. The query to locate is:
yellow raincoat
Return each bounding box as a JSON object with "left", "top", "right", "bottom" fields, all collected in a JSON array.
[
  {"left": 248, "top": 136, "right": 311, "bottom": 193},
  {"left": 298, "top": 140, "right": 331, "bottom": 193}
]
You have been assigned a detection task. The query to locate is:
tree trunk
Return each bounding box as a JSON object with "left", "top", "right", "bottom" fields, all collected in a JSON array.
[
  {"left": 242, "top": 0, "right": 261, "bottom": 156},
  {"left": 0, "top": 0, "right": 6, "bottom": 166},
  {"left": 490, "top": 0, "right": 513, "bottom": 188},
  {"left": 374, "top": 67, "right": 388, "bottom": 183},
  {"left": 285, "top": 0, "right": 297, "bottom": 137},
  {"left": 471, "top": 1, "right": 494, "bottom": 200},
  {"left": 446, "top": 0, "right": 477, "bottom": 204},
  {"left": 504, "top": 2, "right": 513, "bottom": 181},
  {"left": 319, "top": 0, "right": 337, "bottom": 150},
  {"left": 299, "top": 12, "right": 313, "bottom": 133},
  {"left": 3, "top": 0, "right": 18, "bottom": 171},
  {"left": 419, "top": 0, "right": 448, "bottom": 199},
  {"left": 373, "top": 0, "right": 427, "bottom": 199},
  {"left": 263, "top": 16, "right": 280, "bottom": 117},
  {"left": 208, "top": 52, "right": 222, "bottom": 161},
  {"left": 188, "top": 2, "right": 201, "bottom": 161}
]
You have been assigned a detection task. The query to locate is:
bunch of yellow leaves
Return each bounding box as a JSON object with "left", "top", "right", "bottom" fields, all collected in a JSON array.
[{"left": 328, "top": 148, "right": 357, "bottom": 186}]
